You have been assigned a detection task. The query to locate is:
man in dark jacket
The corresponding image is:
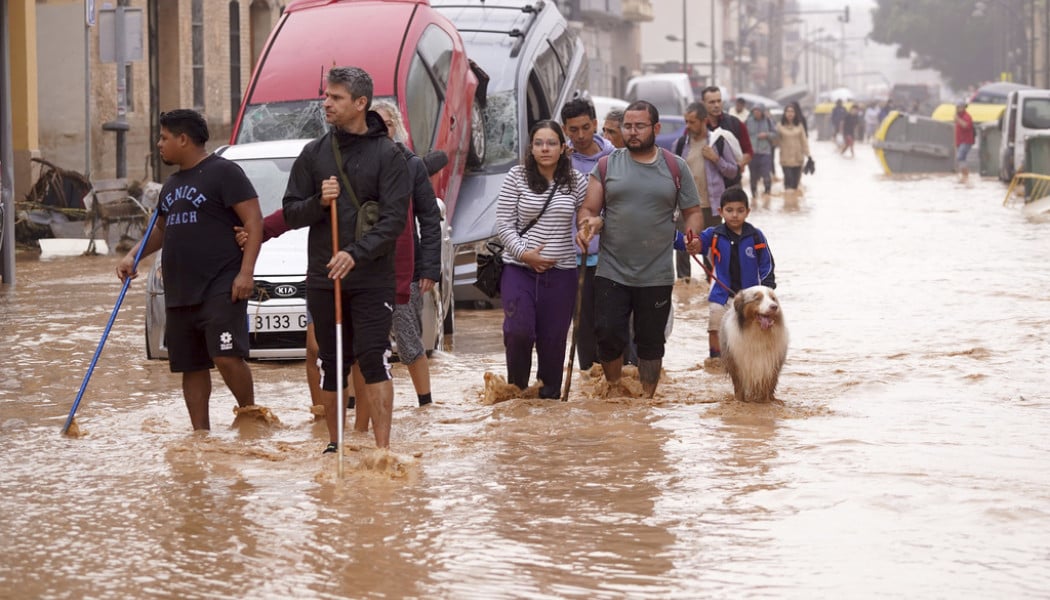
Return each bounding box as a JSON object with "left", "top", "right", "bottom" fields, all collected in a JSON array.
[{"left": 283, "top": 66, "right": 410, "bottom": 452}]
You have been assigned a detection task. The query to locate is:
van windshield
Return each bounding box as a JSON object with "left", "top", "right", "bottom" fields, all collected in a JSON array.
[
  {"left": 1021, "top": 97, "right": 1050, "bottom": 130},
  {"left": 235, "top": 96, "right": 396, "bottom": 143}
]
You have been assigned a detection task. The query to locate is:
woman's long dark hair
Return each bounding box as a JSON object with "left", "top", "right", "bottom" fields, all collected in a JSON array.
[
  {"left": 781, "top": 101, "right": 809, "bottom": 135},
  {"left": 523, "top": 120, "right": 574, "bottom": 194}
]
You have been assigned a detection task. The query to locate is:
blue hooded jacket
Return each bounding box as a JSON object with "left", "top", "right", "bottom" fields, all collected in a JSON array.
[{"left": 697, "top": 222, "right": 776, "bottom": 305}]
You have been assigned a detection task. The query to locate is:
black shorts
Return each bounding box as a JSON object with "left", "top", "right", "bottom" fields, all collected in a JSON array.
[
  {"left": 308, "top": 285, "right": 394, "bottom": 389},
  {"left": 593, "top": 277, "right": 672, "bottom": 362},
  {"left": 165, "top": 294, "right": 249, "bottom": 372}
]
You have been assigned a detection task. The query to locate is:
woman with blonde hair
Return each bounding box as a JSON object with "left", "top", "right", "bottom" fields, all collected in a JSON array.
[{"left": 353, "top": 99, "right": 443, "bottom": 414}]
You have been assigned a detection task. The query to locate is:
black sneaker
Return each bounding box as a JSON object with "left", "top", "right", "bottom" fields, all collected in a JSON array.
[{"left": 322, "top": 442, "right": 338, "bottom": 454}]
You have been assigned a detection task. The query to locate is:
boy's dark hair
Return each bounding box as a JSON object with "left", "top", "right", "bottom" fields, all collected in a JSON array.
[
  {"left": 625, "top": 100, "right": 660, "bottom": 125},
  {"left": 159, "top": 109, "right": 209, "bottom": 145},
  {"left": 561, "top": 98, "right": 596, "bottom": 122},
  {"left": 721, "top": 185, "right": 749, "bottom": 210}
]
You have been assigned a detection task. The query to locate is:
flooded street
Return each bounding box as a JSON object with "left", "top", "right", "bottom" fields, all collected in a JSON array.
[{"left": 2, "top": 142, "right": 1050, "bottom": 598}]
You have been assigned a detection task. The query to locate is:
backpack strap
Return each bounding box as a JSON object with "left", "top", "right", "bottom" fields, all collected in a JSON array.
[
  {"left": 660, "top": 148, "right": 681, "bottom": 192},
  {"left": 674, "top": 134, "right": 687, "bottom": 157}
]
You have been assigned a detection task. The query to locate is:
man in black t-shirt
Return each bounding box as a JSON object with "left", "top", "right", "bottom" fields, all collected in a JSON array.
[{"left": 117, "top": 109, "right": 263, "bottom": 431}]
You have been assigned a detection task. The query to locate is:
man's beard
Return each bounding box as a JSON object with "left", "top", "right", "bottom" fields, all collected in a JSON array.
[{"left": 627, "top": 134, "right": 656, "bottom": 154}]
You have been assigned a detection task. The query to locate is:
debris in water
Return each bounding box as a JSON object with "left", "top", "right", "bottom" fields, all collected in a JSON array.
[
  {"left": 481, "top": 372, "right": 541, "bottom": 404},
  {"left": 232, "top": 404, "right": 281, "bottom": 425},
  {"left": 63, "top": 418, "right": 84, "bottom": 438}
]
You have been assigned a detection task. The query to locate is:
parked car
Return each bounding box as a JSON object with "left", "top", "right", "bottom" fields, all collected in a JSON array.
[
  {"left": 590, "top": 95, "right": 629, "bottom": 122},
  {"left": 431, "top": 0, "right": 588, "bottom": 303},
  {"left": 145, "top": 140, "right": 454, "bottom": 360},
  {"left": 625, "top": 73, "right": 694, "bottom": 118},
  {"left": 230, "top": 0, "right": 484, "bottom": 225},
  {"left": 998, "top": 88, "right": 1050, "bottom": 182}
]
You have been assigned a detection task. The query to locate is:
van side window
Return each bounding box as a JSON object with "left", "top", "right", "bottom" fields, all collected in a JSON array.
[
  {"left": 1021, "top": 98, "right": 1050, "bottom": 130},
  {"left": 406, "top": 26, "right": 453, "bottom": 154},
  {"left": 533, "top": 44, "right": 565, "bottom": 115},
  {"left": 418, "top": 26, "right": 454, "bottom": 88}
]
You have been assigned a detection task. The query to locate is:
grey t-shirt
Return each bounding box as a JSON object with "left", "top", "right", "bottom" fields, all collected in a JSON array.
[{"left": 590, "top": 149, "right": 701, "bottom": 287}]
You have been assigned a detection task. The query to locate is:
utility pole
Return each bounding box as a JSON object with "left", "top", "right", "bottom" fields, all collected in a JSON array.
[
  {"left": 101, "top": 0, "right": 134, "bottom": 179},
  {"left": 682, "top": 0, "right": 688, "bottom": 76}
]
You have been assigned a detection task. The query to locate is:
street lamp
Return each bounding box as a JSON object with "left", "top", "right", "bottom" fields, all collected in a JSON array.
[{"left": 665, "top": 33, "right": 688, "bottom": 74}]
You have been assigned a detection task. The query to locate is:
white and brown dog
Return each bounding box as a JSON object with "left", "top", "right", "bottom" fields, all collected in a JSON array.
[{"left": 719, "top": 286, "right": 789, "bottom": 403}]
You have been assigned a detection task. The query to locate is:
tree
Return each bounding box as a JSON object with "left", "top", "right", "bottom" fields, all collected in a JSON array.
[{"left": 870, "top": 0, "right": 1001, "bottom": 89}]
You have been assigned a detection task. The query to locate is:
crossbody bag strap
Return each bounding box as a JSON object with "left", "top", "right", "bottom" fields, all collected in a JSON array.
[
  {"left": 330, "top": 134, "right": 362, "bottom": 210},
  {"left": 518, "top": 182, "right": 558, "bottom": 237}
]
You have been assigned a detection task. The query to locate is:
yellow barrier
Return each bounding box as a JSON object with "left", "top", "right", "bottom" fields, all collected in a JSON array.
[
  {"left": 1003, "top": 172, "right": 1050, "bottom": 205},
  {"left": 931, "top": 102, "right": 1005, "bottom": 123}
]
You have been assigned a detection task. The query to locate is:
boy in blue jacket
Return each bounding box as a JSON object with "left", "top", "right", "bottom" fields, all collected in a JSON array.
[{"left": 679, "top": 186, "right": 776, "bottom": 358}]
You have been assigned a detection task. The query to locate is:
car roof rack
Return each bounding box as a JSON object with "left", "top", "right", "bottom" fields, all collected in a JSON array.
[{"left": 434, "top": 1, "right": 543, "bottom": 58}]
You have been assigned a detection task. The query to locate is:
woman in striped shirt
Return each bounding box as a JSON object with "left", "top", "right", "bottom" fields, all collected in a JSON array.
[{"left": 497, "top": 120, "right": 587, "bottom": 398}]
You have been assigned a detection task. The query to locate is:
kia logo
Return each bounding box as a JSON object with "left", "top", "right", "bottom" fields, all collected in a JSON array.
[{"left": 274, "top": 284, "right": 297, "bottom": 298}]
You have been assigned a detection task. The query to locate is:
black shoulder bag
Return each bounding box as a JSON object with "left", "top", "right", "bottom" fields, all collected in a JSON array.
[
  {"left": 473, "top": 183, "right": 558, "bottom": 299},
  {"left": 331, "top": 135, "right": 380, "bottom": 240}
]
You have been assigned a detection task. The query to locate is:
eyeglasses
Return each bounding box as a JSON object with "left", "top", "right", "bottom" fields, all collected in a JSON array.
[
  {"left": 532, "top": 140, "right": 562, "bottom": 148},
  {"left": 621, "top": 123, "right": 653, "bottom": 132}
]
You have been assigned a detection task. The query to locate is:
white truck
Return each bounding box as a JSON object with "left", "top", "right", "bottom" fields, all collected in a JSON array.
[{"left": 998, "top": 89, "right": 1050, "bottom": 182}]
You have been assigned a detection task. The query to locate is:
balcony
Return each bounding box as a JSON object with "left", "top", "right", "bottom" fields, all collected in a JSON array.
[
  {"left": 621, "top": 0, "right": 653, "bottom": 22},
  {"left": 577, "top": 0, "right": 623, "bottom": 25}
]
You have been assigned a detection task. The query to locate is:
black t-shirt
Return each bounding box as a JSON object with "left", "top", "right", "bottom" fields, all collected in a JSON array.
[{"left": 157, "top": 154, "right": 258, "bottom": 307}]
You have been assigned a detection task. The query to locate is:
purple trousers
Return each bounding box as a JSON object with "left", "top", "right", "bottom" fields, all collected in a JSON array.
[{"left": 501, "top": 263, "right": 578, "bottom": 398}]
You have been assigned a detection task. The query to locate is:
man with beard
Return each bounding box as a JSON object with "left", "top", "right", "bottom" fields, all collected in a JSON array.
[
  {"left": 576, "top": 101, "right": 703, "bottom": 398},
  {"left": 117, "top": 109, "right": 264, "bottom": 430}
]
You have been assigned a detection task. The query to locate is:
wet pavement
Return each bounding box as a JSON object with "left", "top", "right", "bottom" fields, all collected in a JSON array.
[{"left": 2, "top": 142, "right": 1049, "bottom": 598}]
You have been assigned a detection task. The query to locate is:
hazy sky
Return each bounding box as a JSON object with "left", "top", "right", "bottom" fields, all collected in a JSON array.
[{"left": 639, "top": 0, "right": 947, "bottom": 96}]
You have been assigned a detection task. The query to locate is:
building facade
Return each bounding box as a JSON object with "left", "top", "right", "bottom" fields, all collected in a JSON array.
[{"left": 8, "top": 0, "right": 282, "bottom": 201}]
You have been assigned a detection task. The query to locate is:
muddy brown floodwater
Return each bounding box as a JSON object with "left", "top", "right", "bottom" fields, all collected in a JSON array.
[{"left": 2, "top": 144, "right": 1050, "bottom": 598}]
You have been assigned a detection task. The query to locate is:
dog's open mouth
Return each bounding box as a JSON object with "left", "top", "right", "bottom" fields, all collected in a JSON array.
[{"left": 758, "top": 315, "right": 775, "bottom": 330}]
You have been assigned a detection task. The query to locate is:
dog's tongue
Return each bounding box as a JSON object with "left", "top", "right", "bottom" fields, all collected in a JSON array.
[{"left": 758, "top": 316, "right": 774, "bottom": 330}]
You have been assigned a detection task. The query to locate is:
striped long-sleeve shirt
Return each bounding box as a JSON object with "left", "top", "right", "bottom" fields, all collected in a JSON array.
[{"left": 496, "top": 165, "right": 586, "bottom": 271}]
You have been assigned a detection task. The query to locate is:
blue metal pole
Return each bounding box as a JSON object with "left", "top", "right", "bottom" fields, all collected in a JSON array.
[{"left": 62, "top": 208, "right": 160, "bottom": 434}]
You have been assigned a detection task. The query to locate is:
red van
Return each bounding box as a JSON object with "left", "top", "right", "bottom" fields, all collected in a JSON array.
[{"left": 230, "top": 0, "right": 485, "bottom": 219}]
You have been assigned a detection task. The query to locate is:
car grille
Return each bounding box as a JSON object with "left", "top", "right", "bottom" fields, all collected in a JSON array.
[
  {"left": 252, "top": 279, "right": 307, "bottom": 301},
  {"left": 249, "top": 330, "right": 307, "bottom": 349}
]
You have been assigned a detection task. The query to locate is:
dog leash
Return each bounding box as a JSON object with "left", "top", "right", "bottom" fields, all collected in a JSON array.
[{"left": 686, "top": 229, "right": 736, "bottom": 298}]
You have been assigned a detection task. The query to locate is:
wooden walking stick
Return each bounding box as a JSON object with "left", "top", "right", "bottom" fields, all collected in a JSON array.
[{"left": 562, "top": 223, "right": 591, "bottom": 402}]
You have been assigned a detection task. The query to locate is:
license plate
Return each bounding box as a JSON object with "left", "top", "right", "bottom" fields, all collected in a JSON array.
[{"left": 250, "top": 312, "right": 308, "bottom": 333}]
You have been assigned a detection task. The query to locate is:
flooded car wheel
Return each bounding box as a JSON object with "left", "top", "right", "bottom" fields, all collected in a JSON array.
[{"left": 467, "top": 101, "right": 486, "bottom": 168}]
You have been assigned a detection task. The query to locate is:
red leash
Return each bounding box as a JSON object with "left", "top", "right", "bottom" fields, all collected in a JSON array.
[{"left": 686, "top": 229, "right": 736, "bottom": 297}]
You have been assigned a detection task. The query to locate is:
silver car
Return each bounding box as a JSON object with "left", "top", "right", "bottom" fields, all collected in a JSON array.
[{"left": 145, "top": 139, "right": 454, "bottom": 360}]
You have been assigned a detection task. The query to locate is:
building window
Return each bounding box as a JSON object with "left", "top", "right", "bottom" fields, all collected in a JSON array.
[
  {"left": 125, "top": 64, "right": 134, "bottom": 111},
  {"left": 192, "top": 0, "right": 205, "bottom": 110},
  {"left": 229, "top": 1, "right": 241, "bottom": 119}
]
